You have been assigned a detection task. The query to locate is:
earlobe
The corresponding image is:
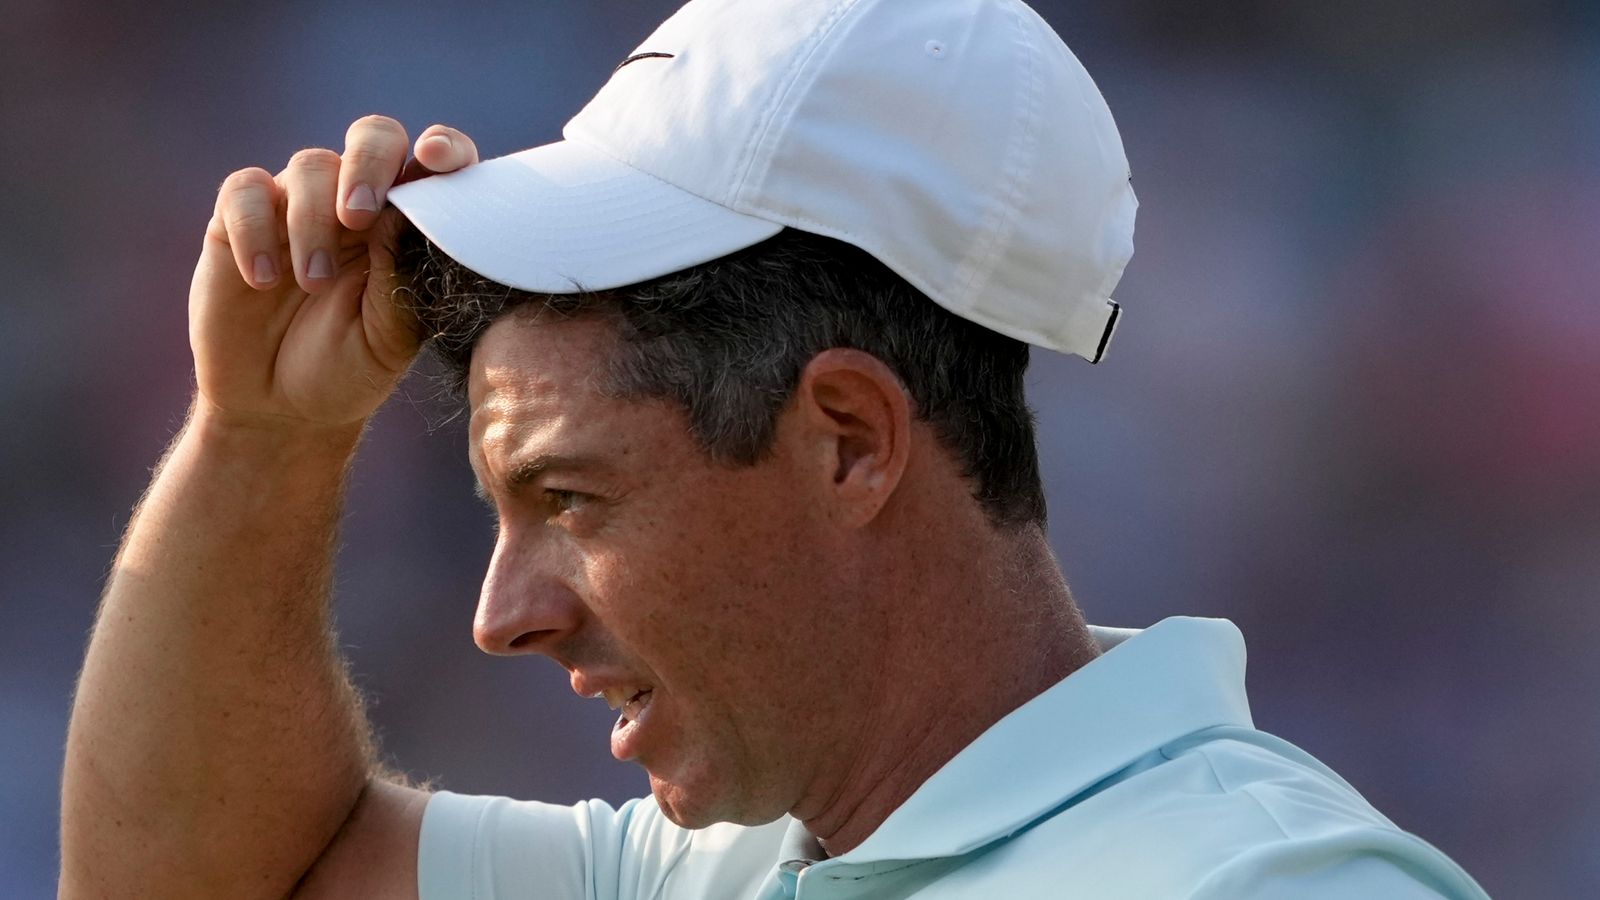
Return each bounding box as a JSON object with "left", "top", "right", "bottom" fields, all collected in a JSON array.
[{"left": 795, "top": 349, "right": 912, "bottom": 527}]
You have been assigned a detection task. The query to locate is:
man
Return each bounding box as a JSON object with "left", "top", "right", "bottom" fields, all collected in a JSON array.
[{"left": 60, "top": 0, "right": 1490, "bottom": 897}]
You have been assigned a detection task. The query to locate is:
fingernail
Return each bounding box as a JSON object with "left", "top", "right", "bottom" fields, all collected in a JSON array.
[
  {"left": 422, "top": 134, "right": 454, "bottom": 154},
  {"left": 254, "top": 253, "right": 276, "bottom": 284},
  {"left": 308, "top": 249, "right": 335, "bottom": 280},
  {"left": 346, "top": 182, "right": 379, "bottom": 212}
]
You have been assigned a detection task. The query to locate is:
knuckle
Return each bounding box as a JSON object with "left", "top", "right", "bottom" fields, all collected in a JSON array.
[
  {"left": 219, "top": 166, "right": 274, "bottom": 194},
  {"left": 227, "top": 208, "right": 277, "bottom": 235},
  {"left": 349, "top": 113, "right": 407, "bottom": 140},
  {"left": 288, "top": 147, "right": 340, "bottom": 172},
  {"left": 290, "top": 206, "right": 340, "bottom": 233},
  {"left": 343, "top": 145, "right": 397, "bottom": 170}
]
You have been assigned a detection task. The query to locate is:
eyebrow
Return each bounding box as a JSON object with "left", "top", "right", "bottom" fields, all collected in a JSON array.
[{"left": 473, "top": 453, "right": 602, "bottom": 505}]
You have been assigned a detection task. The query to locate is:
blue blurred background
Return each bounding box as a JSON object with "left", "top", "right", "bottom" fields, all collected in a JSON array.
[{"left": 3, "top": 0, "right": 1597, "bottom": 896}]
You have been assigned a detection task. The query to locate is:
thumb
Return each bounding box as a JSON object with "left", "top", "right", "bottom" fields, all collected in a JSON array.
[{"left": 359, "top": 207, "right": 425, "bottom": 373}]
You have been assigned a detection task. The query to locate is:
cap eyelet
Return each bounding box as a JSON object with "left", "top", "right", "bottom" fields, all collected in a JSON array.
[{"left": 925, "top": 39, "right": 946, "bottom": 58}]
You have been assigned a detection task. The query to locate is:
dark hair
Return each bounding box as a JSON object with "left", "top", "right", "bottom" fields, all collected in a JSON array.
[{"left": 392, "top": 224, "right": 1047, "bottom": 528}]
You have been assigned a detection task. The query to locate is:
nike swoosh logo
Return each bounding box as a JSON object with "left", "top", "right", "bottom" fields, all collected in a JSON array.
[{"left": 615, "top": 51, "right": 676, "bottom": 72}]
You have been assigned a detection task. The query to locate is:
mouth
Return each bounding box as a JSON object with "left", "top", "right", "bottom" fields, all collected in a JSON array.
[{"left": 597, "top": 686, "right": 656, "bottom": 761}]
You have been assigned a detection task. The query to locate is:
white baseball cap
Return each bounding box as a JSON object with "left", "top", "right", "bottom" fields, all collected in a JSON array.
[{"left": 388, "top": 0, "right": 1137, "bottom": 362}]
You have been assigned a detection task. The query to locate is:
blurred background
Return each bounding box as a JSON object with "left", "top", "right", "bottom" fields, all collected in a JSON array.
[{"left": 3, "top": 0, "right": 1596, "bottom": 896}]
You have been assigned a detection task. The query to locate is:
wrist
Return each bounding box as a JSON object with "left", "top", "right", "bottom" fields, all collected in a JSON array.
[{"left": 188, "top": 396, "right": 367, "bottom": 465}]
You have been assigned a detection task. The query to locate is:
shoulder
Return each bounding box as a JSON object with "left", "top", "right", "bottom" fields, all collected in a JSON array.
[
  {"left": 962, "top": 728, "right": 1490, "bottom": 899},
  {"left": 1170, "top": 730, "right": 1490, "bottom": 898}
]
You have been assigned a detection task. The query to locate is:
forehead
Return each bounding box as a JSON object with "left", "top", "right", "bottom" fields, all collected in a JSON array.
[{"left": 467, "top": 313, "right": 619, "bottom": 458}]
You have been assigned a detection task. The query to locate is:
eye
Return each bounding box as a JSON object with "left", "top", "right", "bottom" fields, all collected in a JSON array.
[{"left": 545, "top": 489, "right": 588, "bottom": 516}]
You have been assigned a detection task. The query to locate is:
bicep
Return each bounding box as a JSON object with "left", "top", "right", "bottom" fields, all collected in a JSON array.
[{"left": 290, "top": 778, "right": 430, "bottom": 900}]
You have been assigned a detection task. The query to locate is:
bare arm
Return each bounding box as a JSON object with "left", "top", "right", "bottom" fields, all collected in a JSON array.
[
  {"left": 61, "top": 406, "right": 376, "bottom": 898},
  {"left": 60, "top": 117, "right": 480, "bottom": 899}
]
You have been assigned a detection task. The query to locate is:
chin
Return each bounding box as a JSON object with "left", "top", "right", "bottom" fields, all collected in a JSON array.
[
  {"left": 649, "top": 770, "right": 787, "bottom": 830},
  {"left": 649, "top": 771, "right": 729, "bottom": 829},
  {"left": 649, "top": 776, "right": 716, "bottom": 829}
]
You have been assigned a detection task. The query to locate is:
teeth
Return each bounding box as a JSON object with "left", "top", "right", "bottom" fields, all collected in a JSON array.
[
  {"left": 599, "top": 686, "right": 649, "bottom": 711},
  {"left": 622, "top": 690, "right": 653, "bottom": 721}
]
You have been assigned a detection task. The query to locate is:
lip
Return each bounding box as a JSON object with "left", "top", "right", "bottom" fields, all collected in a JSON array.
[
  {"left": 570, "top": 668, "right": 648, "bottom": 702},
  {"left": 569, "top": 670, "right": 661, "bottom": 761},
  {"left": 609, "top": 688, "right": 657, "bottom": 762}
]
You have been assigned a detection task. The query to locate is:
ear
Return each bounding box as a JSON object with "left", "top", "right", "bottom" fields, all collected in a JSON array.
[{"left": 791, "top": 348, "right": 912, "bottom": 529}]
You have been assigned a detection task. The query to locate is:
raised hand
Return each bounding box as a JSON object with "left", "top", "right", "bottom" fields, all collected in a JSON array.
[{"left": 189, "top": 117, "right": 480, "bottom": 432}]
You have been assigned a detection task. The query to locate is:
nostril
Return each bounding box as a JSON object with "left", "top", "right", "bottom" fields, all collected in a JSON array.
[
  {"left": 507, "top": 631, "right": 544, "bottom": 652},
  {"left": 473, "top": 626, "right": 556, "bottom": 656}
]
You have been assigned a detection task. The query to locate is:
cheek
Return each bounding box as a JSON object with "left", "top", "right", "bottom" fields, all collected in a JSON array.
[{"left": 582, "top": 468, "right": 823, "bottom": 689}]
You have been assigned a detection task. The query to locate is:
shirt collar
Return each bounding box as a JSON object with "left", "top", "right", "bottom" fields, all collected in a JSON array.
[{"left": 823, "top": 616, "right": 1254, "bottom": 865}]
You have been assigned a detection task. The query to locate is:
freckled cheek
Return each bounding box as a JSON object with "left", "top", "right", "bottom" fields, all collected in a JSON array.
[
  {"left": 574, "top": 487, "right": 723, "bottom": 625},
  {"left": 579, "top": 471, "right": 814, "bottom": 682},
  {"left": 576, "top": 542, "right": 702, "bottom": 646},
  {"left": 574, "top": 540, "right": 765, "bottom": 695}
]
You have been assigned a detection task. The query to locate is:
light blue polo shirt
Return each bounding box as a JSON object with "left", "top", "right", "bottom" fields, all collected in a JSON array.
[{"left": 417, "top": 617, "right": 1491, "bottom": 898}]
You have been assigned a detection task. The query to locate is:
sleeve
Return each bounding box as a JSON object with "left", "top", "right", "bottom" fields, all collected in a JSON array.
[
  {"left": 417, "top": 790, "right": 685, "bottom": 900},
  {"left": 416, "top": 790, "right": 788, "bottom": 900},
  {"left": 1185, "top": 829, "right": 1494, "bottom": 900}
]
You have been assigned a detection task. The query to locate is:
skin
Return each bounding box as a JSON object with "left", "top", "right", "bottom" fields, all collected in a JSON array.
[
  {"left": 60, "top": 116, "right": 478, "bottom": 899},
  {"left": 61, "top": 109, "right": 1101, "bottom": 897},
  {"left": 469, "top": 312, "right": 1101, "bottom": 851}
]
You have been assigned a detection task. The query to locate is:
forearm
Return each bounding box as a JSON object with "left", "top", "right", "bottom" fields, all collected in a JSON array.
[{"left": 61, "top": 404, "right": 379, "bottom": 899}]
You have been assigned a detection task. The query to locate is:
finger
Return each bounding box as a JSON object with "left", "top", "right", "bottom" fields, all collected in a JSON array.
[
  {"left": 278, "top": 148, "right": 343, "bottom": 294},
  {"left": 359, "top": 207, "right": 425, "bottom": 371},
  {"left": 207, "top": 167, "right": 283, "bottom": 290},
  {"left": 338, "top": 114, "right": 410, "bottom": 231},
  {"left": 413, "top": 123, "right": 480, "bottom": 173}
]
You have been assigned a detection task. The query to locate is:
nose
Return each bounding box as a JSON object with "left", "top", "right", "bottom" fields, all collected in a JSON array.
[{"left": 473, "top": 528, "right": 585, "bottom": 656}]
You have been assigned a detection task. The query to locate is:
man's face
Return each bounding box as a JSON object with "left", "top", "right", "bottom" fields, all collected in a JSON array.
[{"left": 467, "top": 313, "right": 869, "bottom": 828}]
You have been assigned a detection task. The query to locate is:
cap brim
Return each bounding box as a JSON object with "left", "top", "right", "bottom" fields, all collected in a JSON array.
[{"left": 386, "top": 139, "right": 783, "bottom": 294}]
